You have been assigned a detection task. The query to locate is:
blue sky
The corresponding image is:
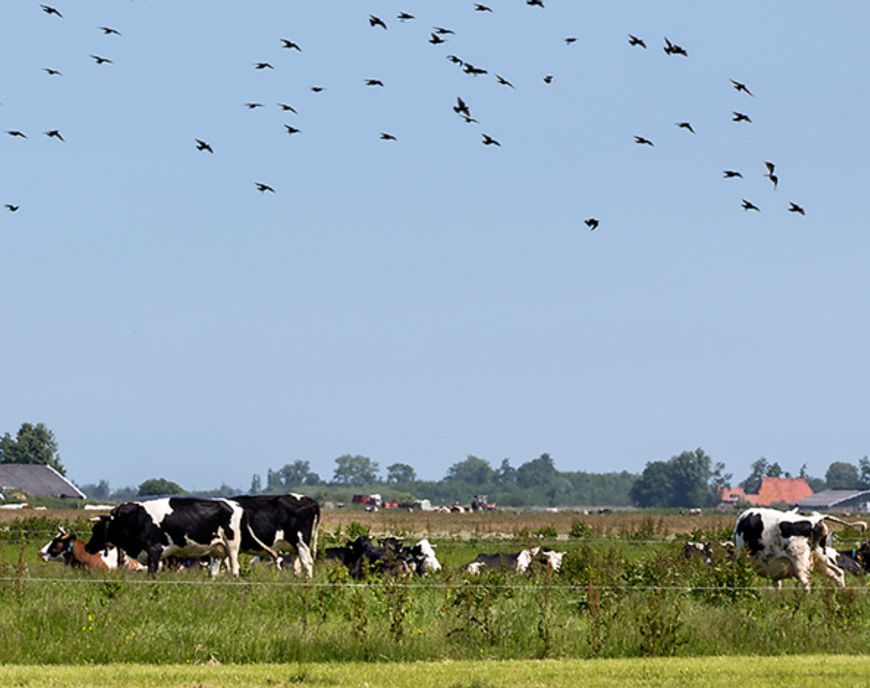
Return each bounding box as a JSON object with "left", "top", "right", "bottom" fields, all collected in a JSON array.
[{"left": 2, "top": 1, "right": 869, "bottom": 490}]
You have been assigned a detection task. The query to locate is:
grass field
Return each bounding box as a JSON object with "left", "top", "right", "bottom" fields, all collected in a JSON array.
[{"left": 2, "top": 656, "right": 870, "bottom": 687}]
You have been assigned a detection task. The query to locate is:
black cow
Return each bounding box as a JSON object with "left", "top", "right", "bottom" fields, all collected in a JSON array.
[
  {"left": 232, "top": 494, "right": 320, "bottom": 577},
  {"left": 86, "top": 497, "right": 248, "bottom": 576},
  {"left": 325, "top": 535, "right": 412, "bottom": 578}
]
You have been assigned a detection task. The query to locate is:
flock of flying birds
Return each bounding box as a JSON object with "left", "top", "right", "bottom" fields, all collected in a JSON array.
[{"left": 4, "top": 2, "right": 809, "bottom": 228}]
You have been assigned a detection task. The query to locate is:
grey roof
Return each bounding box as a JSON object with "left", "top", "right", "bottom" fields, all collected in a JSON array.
[
  {"left": 0, "top": 464, "right": 86, "bottom": 499},
  {"left": 796, "top": 489, "right": 870, "bottom": 509}
]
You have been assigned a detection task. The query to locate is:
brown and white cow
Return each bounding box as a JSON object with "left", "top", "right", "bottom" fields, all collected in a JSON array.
[
  {"left": 734, "top": 507, "right": 866, "bottom": 591},
  {"left": 39, "top": 526, "right": 145, "bottom": 571}
]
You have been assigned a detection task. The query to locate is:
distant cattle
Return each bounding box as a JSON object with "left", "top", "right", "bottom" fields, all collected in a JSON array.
[
  {"left": 324, "top": 535, "right": 441, "bottom": 578},
  {"left": 682, "top": 540, "right": 736, "bottom": 566},
  {"left": 734, "top": 507, "right": 867, "bottom": 590},
  {"left": 465, "top": 547, "right": 545, "bottom": 575},
  {"left": 86, "top": 497, "right": 253, "bottom": 576},
  {"left": 39, "top": 526, "right": 145, "bottom": 572},
  {"left": 232, "top": 494, "right": 320, "bottom": 577}
]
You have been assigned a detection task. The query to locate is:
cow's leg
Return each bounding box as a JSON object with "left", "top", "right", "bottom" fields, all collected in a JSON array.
[
  {"left": 207, "top": 557, "right": 222, "bottom": 578},
  {"left": 296, "top": 531, "right": 313, "bottom": 578},
  {"left": 815, "top": 549, "right": 846, "bottom": 588},
  {"left": 147, "top": 545, "right": 163, "bottom": 576}
]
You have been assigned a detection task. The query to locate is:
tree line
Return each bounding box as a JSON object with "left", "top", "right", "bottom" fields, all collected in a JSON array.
[{"left": 4, "top": 421, "right": 869, "bottom": 508}]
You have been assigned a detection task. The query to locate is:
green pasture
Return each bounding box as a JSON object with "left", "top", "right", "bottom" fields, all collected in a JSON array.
[{"left": 2, "top": 657, "right": 870, "bottom": 688}]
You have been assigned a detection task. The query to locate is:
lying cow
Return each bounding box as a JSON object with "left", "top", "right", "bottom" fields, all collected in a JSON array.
[
  {"left": 465, "top": 547, "right": 542, "bottom": 574},
  {"left": 734, "top": 507, "right": 867, "bottom": 591},
  {"left": 86, "top": 497, "right": 269, "bottom": 577},
  {"left": 682, "top": 540, "right": 737, "bottom": 566},
  {"left": 39, "top": 526, "right": 145, "bottom": 572},
  {"left": 325, "top": 535, "right": 411, "bottom": 578}
]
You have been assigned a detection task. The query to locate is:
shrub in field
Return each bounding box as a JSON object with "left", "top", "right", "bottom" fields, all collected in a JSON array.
[
  {"left": 637, "top": 590, "right": 685, "bottom": 657},
  {"left": 344, "top": 520, "right": 371, "bottom": 541},
  {"left": 534, "top": 525, "right": 558, "bottom": 539},
  {"left": 569, "top": 520, "right": 593, "bottom": 539}
]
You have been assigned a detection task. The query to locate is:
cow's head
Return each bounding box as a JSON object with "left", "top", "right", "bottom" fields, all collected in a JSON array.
[
  {"left": 39, "top": 526, "right": 74, "bottom": 562},
  {"left": 84, "top": 514, "right": 113, "bottom": 555}
]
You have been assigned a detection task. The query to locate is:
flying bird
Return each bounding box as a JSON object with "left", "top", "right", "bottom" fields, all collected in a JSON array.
[
  {"left": 628, "top": 34, "right": 647, "bottom": 48},
  {"left": 244, "top": 102, "right": 264, "bottom": 109},
  {"left": 446, "top": 55, "right": 464, "bottom": 65},
  {"left": 90, "top": 55, "right": 113, "bottom": 65},
  {"left": 460, "top": 115, "right": 479, "bottom": 124},
  {"left": 281, "top": 39, "right": 301, "bottom": 51},
  {"left": 6, "top": 130, "right": 27, "bottom": 138},
  {"left": 5, "top": 204, "right": 19, "bottom": 212},
  {"left": 453, "top": 97, "right": 471, "bottom": 117},
  {"left": 732, "top": 112, "right": 752, "bottom": 123},
  {"left": 397, "top": 12, "right": 415, "bottom": 21},
  {"left": 254, "top": 62, "right": 274, "bottom": 70},
  {"left": 527, "top": 0, "right": 545, "bottom": 7},
  {"left": 310, "top": 86, "right": 326, "bottom": 93},
  {"left": 380, "top": 132, "right": 397, "bottom": 141},
  {"left": 99, "top": 26, "right": 121, "bottom": 36},
  {"left": 365, "top": 79, "right": 384, "bottom": 87},
  {"left": 634, "top": 135, "right": 654, "bottom": 146},
  {"left": 195, "top": 139, "right": 213, "bottom": 153},
  {"left": 255, "top": 182, "right": 275, "bottom": 193},
  {"left": 369, "top": 15, "right": 387, "bottom": 29},
  {"left": 463, "top": 63, "right": 487, "bottom": 76},
  {"left": 277, "top": 103, "right": 297, "bottom": 113},
  {"left": 742, "top": 199, "right": 760, "bottom": 212},
  {"left": 43, "top": 68, "right": 62, "bottom": 76},
  {"left": 788, "top": 202, "right": 805, "bottom": 215},
  {"left": 475, "top": 4, "right": 493, "bottom": 12},
  {"left": 40, "top": 4, "right": 62, "bottom": 17},
  {"left": 663, "top": 37, "right": 687, "bottom": 56},
  {"left": 730, "top": 79, "right": 753, "bottom": 96},
  {"left": 496, "top": 75, "right": 515, "bottom": 88},
  {"left": 284, "top": 125, "right": 301, "bottom": 135},
  {"left": 676, "top": 121, "right": 695, "bottom": 134},
  {"left": 433, "top": 27, "right": 455, "bottom": 35},
  {"left": 764, "top": 161, "right": 775, "bottom": 176},
  {"left": 767, "top": 173, "right": 779, "bottom": 190},
  {"left": 564, "top": 37, "right": 577, "bottom": 45},
  {"left": 543, "top": 75, "right": 554, "bottom": 84},
  {"left": 482, "top": 133, "right": 501, "bottom": 146},
  {"left": 723, "top": 170, "right": 743, "bottom": 179},
  {"left": 429, "top": 33, "right": 446, "bottom": 45},
  {"left": 585, "top": 218, "right": 599, "bottom": 231},
  {"left": 44, "top": 129, "right": 64, "bottom": 141}
]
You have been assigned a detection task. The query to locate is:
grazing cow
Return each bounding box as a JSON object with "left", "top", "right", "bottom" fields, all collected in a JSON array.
[
  {"left": 734, "top": 507, "right": 867, "bottom": 590},
  {"left": 86, "top": 497, "right": 251, "bottom": 576},
  {"left": 232, "top": 494, "right": 320, "bottom": 577},
  {"left": 464, "top": 547, "right": 541, "bottom": 574},
  {"left": 39, "top": 527, "right": 145, "bottom": 571}
]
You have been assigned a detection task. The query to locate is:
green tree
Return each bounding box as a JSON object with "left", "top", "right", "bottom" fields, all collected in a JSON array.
[
  {"left": 766, "top": 462, "right": 783, "bottom": 478},
  {"left": 859, "top": 457, "right": 870, "bottom": 489},
  {"left": 630, "top": 448, "right": 714, "bottom": 508},
  {"left": 386, "top": 463, "right": 416, "bottom": 484},
  {"left": 332, "top": 455, "right": 379, "bottom": 485},
  {"left": 740, "top": 457, "right": 769, "bottom": 493},
  {"left": 496, "top": 458, "right": 517, "bottom": 484},
  {"left": 825, "top": 461, "right": 860, "bottom": 489},
  {"left": 138, "top": 478, "right": 186, "bottom": 497},
  {"left": 0, "top": 422, "right": 65, "bottom": 475},
  {"left": 516, "top": 453, "right": 558, "bottom": 488},
  {"left": 444, "top": 455, "right": 494, "bottom": 485},
  {"left": 249, "top": 474, "right": 262, "bottom": 494},
  {"left": 79, "top": 479, "right": 110, "bottom": 500},
  {"left": 279, "top": 460, "right": 321, "bottom": 487},
  {"left": 630, "top": 460, "right": 673, "bottom": 508}
]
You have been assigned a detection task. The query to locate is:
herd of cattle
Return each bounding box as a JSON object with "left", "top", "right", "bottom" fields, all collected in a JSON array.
[{"left": 34, "top": 497, "right": 870, "bottom": 590}]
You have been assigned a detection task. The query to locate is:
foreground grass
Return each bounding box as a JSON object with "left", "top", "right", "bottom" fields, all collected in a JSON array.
[{"left": 2, "top": 657, "right": 870, "bottom": 687}]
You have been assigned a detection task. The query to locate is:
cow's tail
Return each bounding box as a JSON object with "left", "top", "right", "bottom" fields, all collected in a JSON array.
[
  {"left": 311, "top": 504, "right": 321, "bottom": 559},
  {"left": 823, "top": 515, "right": 868, "bottom": 532},
  {"left": 245, "top": 522, "right": 281, "bottom": 561}
]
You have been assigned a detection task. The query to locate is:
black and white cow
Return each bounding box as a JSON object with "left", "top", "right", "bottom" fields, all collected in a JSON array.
[
  {"left": 325, "top": 535, "right": 411, "bottom": 578},
  {"left": 86, "top": 497, "right": 251, "bottom": 576},
  {"left": 232, "top": 494, "right": 320, "bottom": 577},
  {"left": 734, "top": 507, "right": 867, "bottom": 591},
  {"left": 464, "top": 547, "right": 541, "bottom": 574}
]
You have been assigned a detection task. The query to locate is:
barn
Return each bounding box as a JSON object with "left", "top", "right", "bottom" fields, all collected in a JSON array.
[
  {"left": 796, "top": 489, "right": 870, "bottom": 513},
  {"left": 0, "top": 464, "right": 86, "bottom": 500}
]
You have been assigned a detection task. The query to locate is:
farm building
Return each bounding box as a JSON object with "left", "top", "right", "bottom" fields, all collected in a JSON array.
[
  {"left": 720, "top": 477, "right": 813, "bottom": 507},
  {"left": 796, "top": 489, "right": 870, "bottom": 513},
  {"left": 0, "top": 464, "right": 86, "bottom": 500}
]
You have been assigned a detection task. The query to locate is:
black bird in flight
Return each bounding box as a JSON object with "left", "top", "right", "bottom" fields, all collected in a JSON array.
[
  {"left": 281, "top": 39, "right": 302, "bottom": 51},
  {"left": 527, "top": 0, "right": 545, "bottom": 7},
  {"left": 676, "top": 121, "right": 695, "bottom": 134},
  {"left": 723, "top": 170, "right": 743, "bottom": 179},
  {"left": 99, "top": 26, "right": 121, "bottom": 36},
  {"left": 429, "top": 33, "right": 446, "bottom": 45},
  {"left": 256, "top": 182, "right": 275, "bottom": 193},
  {"left": 397, "top": 12, "right": 415, "bottom": 21},
  {"left": 496, "top": 75, "right": 515, "bottom": 88},
  {"left": 482, "top": 133, "right": 501, "bottom": 146},
  {"left": 475, "top": 4, "right": 493, "bottom": 12},
  {"left": 6, "top": 130, "right": 27, "bottom": 138},
  {"left": 463, "top": 63, "right": 487, "bottom": 76},
  {"left": 564, "top": 37, "right": 577, "bottom": 45},
  {"left": 244, "top": 102, "right": 264, "bottom": 109},
  {"left": 585, "top": 218, "right": 599, "bottom": 231},
  {"left": 44, "top": 129, "right": 64, "bottom": 141},
  {"left": 764, "top": 161, "right": 775, "bottom": 176},
  {"left": 634, "top": 135, "right": 654, "bottom": 146},
  {"left": 380, "top": 132, "right": 398, "bottom": 141},
  {"left": 310, "top": 86, "right": 326, "bottom": 93},
  {"left": 460, "top": 115, "right": 479, "bottom": 124},
  {"left": 788, "top": 202, "right": 805, "bottom": 216},
  {"left": 453, "top": 97, "right": 471, "bottom": 118},
  {"left": 732, "top": 111, "right": 752, "bottom": 123},
  {"left": 365, "top": 79, "right": 384, "bottom": 87},
  {"left": 277, "top": 103, "right": 297, "bottom": 113},
  {"left": 5, "top": 204, "right": 19, "bottom": 212},
  {"left": 628, "top": 34, "right": 647, "bottom": 48},
  {"left": 446, "top": 55, "right": 464, "bottom": 65},
  {"left": 90, "top": 55, "right": 113, "bottom": 65},
  {"left": 284, "top": 125, "right": 301, "bottom": 135},
  {"left": 195, "top": 139, "right": 213, "bottom": 153},
  {"left": 254, "top": 62, "right": 274, "bottom": 70},
  {"left": 767, "top": 173, "right": 779, "bottom": 190},
  {"left": 543, "top": 75, "right": 554, "bottom": 84},
  {"left": 40, "top": 4, "right": 62, "bottom": 17},
  {"left": 663, "top": 37, "right": 687, "bottom": 56},
  {"left": 43, "top": 68, "right": 62, "bottom": 76},
  {"left": 434, "top": 27, "right": 455, "bottom": 35},
  {"left": 369, "top": 15, "right": 387, "bottom": 30},
  {"left": 742, "top": 199, "right": 760, "bottom": 212},
  {"left": 730, "top": 79, "right": 753, "bottom": 96}
]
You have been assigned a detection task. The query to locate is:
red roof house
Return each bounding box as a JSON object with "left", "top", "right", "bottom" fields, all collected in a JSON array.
[{"left": 720, "top": 477, "right": 813, "bottom": 507}]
